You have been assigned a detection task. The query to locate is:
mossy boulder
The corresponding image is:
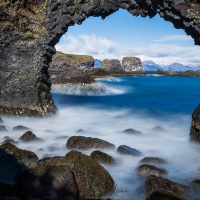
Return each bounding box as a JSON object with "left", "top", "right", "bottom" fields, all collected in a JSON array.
[
  {"left": 67, "top": 136, "right": 116, "bottom": 150},
  {"left": 0, "top": 142, "right": 38, "bottom": 165},
  {"left": 19, "top": 131, "right": 42, "bottom": 142},
  {"left": 146, "top": 175, "right": 189, "bottom": 200},
  {"left": 137, "top": 164, "right": 167, "bottom": 176},
  {"left": 90, "top": 150, "right": 115, "bottom": 165},
  {"left": 17, "top": 164, "right": 78, "bottom": 200},
  {"left": 65, "top": 151, "right": 114, "bottom": 198}
]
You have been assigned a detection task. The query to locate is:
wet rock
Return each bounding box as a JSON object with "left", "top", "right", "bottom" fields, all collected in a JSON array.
[
  {"left": 123, "top": 128, "right": 142, "bottom": 135},
  {"left": 152, "top": 126, "right": 165, "bottom": 132},
  {"left": 137, "top": 164, "right": 167, "bottom": 176},
  {"left": 117, "top": 145, "right": 142, "bottom": 157},
  {"left": 3, "top": 139, "right": 18, "bottom": 145},
  {"left": 65, "top": 151, "right": 114, "bottom": 198},
  {"left": 140, "top": 157, "right": 166, "bottom": 164},
  {"left": 0, "top": 149, "right": 25, "bottom": 197},
  {"left": 0, "top": 117, "right": 4, "bottom": 124},
  {"left": 90, "top": 150, "right": 115, "bottom": 165},
  {"left": 13, "top": 126, "right": 30, "bottom": 131},
  {"left": 190, "top": 104, "right": 200, "bottom": 142},
  {"left": 17, "top": 163, "right": 78, "bottom": 200},
  {"left": 67, "top": 136, "right": 115, "bottom": 150},
  {"left": 0, "top": 125, "right": 7, "bottom": 132},
  {"left": 122, "top": 57, "right": 144, "bottom": 72},
  {"left": 0, "top": 142, "right": 38, "bottom": 165},
  {"left": 146, "top": 175, "right": 189, "bottom": 200},
  {"left": 19, "top": 131, "right": 42, "bottom": 142}
]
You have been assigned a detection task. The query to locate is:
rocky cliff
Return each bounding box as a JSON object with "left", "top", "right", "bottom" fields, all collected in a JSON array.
[
  {"left": 122, "top": 57, "right": 144, "bottom": 72},
  {"left": 1, "top": 0, "right": 200, "bottom": 115},
  {"left": 101, "top": 59, "right": 123, "bottom": 71},
  {"left": 50, "top": 51, "right": 94, "bottom": 71}
]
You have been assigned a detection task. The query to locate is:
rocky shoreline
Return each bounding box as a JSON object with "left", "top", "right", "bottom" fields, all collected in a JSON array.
[{"left": 1, "top": 116, "right": 199, "bottom": 199}]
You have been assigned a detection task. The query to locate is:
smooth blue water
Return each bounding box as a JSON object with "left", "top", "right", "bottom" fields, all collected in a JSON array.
[{"left": 53, "top": 75, "right": 200, "bottom": 117}]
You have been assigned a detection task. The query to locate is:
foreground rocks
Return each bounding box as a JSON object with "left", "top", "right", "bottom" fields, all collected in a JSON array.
[
  {"left": 146, "top": 175, "right": 189, "bottom": 200},
  {"left": 137, "top": 164, "right": 167, "bottom": 176},
  {"left": 19, "top": 131, "right": 42, "bottom": 142},
  {"left": 190, "top": 104, "right": 200, "bottom": 142},
  {"left": 67, "top": 136, "right": 116, "bottom": 150},
  {"left": 0, "top": 142, "right": 38, "bottom": 165},
  {"left": 117, "top": 145, "right": 142, "bottom": 157}
]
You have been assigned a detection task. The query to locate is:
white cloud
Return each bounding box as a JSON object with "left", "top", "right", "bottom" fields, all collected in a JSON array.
[
  {"left": 55, "top": 34, "right": 200, "bottom": 65},
  {"left": 154, "top": 35, "right": 193, "bottom": 42}
]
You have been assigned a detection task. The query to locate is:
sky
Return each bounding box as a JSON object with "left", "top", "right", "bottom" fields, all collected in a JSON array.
[{"left": 55, "top": 9, "right": 200, "bottom": 66}]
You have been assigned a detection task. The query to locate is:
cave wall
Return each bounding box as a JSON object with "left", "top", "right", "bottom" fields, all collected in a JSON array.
[{"left": 0, "top": 0, "right": 200, "bottom": 115}]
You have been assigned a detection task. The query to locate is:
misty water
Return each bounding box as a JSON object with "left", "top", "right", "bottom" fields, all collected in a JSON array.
[{"left": 2, "top": 75, "right": 200, "bottom": 199}]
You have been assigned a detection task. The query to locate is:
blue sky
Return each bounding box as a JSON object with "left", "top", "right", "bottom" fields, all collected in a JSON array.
[{"left": 56, "top": 9, "right": 200, "bottom": 65}]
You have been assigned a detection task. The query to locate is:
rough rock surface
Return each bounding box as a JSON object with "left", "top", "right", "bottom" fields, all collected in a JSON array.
[
  {"left": 146, "top": 175, "right": 189, "bottom": 200},
  {"left": 65, "top": 151, "right": 114, "bottom": 198},
  {"left": 137, "top": 164, "right": 167, "bottom": 176},
  {"left": 122, "top": 57, "right": 144, "bottom": 72},
  {"left": 90, "top": 150, "right": 115, "bottom": 165},
  {"left": 0, "top": 142, "right": 38, "bottom": 165},
  {"left": 140, "top": 157, "right": 166, "bottom": 164},
  {"left": 67, "top": 136, "right": 116, "bottom": 150},
  {"left": 50, "top": 51, "right": 94, "bottom": 71},
  {"left": 17, "top": 163, "right": 78, "bottom": 200},
  {"left": 19, "top": 131, "right": 42, "bottom": 142},
  {"left": 1, "top": 0, "right": 200, "bottom": 115},
  {"left": 101, "top": 59, "right": 123, "bottom": 72},
  {"left": 190, "top": 104, "right": 200, "bottom": 142},
  {"left": 117, "top": 145, "right": 142, "bottom": 157}
]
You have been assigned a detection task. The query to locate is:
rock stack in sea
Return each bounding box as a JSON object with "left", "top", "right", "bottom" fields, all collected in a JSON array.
[
  {"left": 101, "top": 59, "right": 124, "bottom": 72},
  {"left": 122, "top": 57, "right": 144, "bottom": 73}
]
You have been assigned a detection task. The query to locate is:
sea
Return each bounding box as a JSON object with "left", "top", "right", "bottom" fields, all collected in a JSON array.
[{"left": 2, "top": 75, "right": 200, "bottom": 199}]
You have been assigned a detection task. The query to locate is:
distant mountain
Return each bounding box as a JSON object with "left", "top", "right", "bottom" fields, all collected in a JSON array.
[
  {"left": 94, "top": 59, "right": 102, "bottom": 68},
  {"left": 142, "top": 60, "right": 200, "bottom": 72}
]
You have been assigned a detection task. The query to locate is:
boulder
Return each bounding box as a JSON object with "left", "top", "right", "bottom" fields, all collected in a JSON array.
[
  {"left": 101, "top": 59, "right": 124, "bottom": 72},
  {"left": 190, "top": 104, "right": 200, "bottom": 142},
  {"left": 3, "top": 139, "right": 18, "bottom": 145},
  {"left": 66, "top": 136, "right": 115, "bottom": 150},
  {"left": 90, "top": 150, "right": 115, "bottom": 165},
  {"left": 116, "top": 145, "right": 142, "bottom": 157},
  {"left": 123, "top": 128, "right": 142, "bottom": 135},
  {"left": 13, "top": 126, "right": 30, "bottom": 131},
  {"left": 19, "top": 131, "right": 42, "bottom": 142},
  {"left": 65, "top": 151, "right": 114, "bottom": 198},
  {"left": 137, "top": 164, "right": 167, "bottom": 176},
  {"left": 140, "top": 157, "right": 166, "bottom": 164},
  {"left": 17, "top": 164, "right": 78, "bottom": 200},
  {"left": 0, "top": 142, "right": 38, "bottom": 165},
  {"left": 0, "top": 125, "right": 7, "bottom": 132},
  {"left": 122, "top": 57, "right": 144, "bottom": 72},
  {"left": 146, "top": 175, "right": 189, "bottom": 200},
  {"left": 50, "top": 51, "right": 94, "bottom": 71}
]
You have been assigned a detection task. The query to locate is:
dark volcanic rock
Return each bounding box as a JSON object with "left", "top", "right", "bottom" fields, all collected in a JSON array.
[
  {"left": 123, "top": 128, "right": 142, "bottom": 135},
  {"left": 0, "top": 125, "right": 7, "bottom": 132},
  {"left": 67, "top": 136, "right": 115, "bottom": 150},
  {"left": 50, "top": 51, "right": 94, "bottom": 71},
  {"left": 0, "top": 142, "right": 38, "bottom": 165},
  {"left": 146, "top": 175, "right": 189, "bottom": 200},
  {"left": 65, "top": 151, "right": 114, "bottom": 198},
  {"left": 19, "top": 131, "right": 42, "bottom": 142},
  {"left": 137, "top": 164, "right": 167, "bottom": 176},
  {"left": 140, "top": 157, "right": 166, "bottom": 164},
  {"left": 17, "top": 163, "right": 78, "bottom": 200},
  {"left": 90, "top": 150, "right": 115, "bottom": 165},
  {"left": 13, "top": 126, "right": 30, "bottom": 131},
  {"left": 0, "top": 0, "right": 200, "bottom": 116},
  {"left": 122, "top": 57, "right": 144, "bottom": 72},
  {"left": 190, "top": 104, "right": 200, "bottom": 142},
  {"left": 117, "top": 145, "right": 142, "bottom": 157}
]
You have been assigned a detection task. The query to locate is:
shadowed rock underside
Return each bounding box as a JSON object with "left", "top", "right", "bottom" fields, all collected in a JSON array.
[{"left": 0, "top": 0, "right": 200, "bottom": 115}]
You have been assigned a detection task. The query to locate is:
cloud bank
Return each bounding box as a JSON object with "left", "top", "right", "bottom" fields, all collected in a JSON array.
[{"left": 55, "top": 34, "right": 200, "bottom": 65}]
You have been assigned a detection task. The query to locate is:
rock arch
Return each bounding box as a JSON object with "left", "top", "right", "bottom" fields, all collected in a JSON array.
[{"left": 0, "top": 0, "right": 200, "bottom": 115}]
